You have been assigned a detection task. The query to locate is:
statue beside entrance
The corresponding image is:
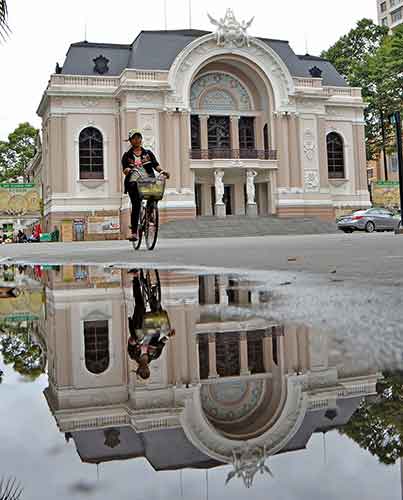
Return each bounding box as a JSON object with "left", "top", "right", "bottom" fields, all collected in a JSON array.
[
  {"left": 214, "top": 170, "right": 226, "bottom": 218},
  {"left": 246, "top": 170, "right": 258, "bottom": 216}
]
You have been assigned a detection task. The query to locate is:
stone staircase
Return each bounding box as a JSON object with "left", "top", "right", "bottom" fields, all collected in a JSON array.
[{"left": 159, "top": 216, "right": 338, "bottom": 239}]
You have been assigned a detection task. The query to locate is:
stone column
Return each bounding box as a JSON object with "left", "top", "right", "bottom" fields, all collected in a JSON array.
[
  {"left": 274, "top": 113, "right": 291, "bottom": 188},
  {"left": 201, "top": 183, "right": 213, "bottom": 216},
  {"left": 269, "top": 173, "right": 277, "bottom": 215},
  {"left": 354, "top": 124, "right": 369, "bottom": 191},
  {"left": 200, "top": 115, "right": 209, "bottom": 156},
  {"left": 246, "top": 169, "right": 258, "bottom": 216},
  {"left": 263, "top": 332, "right": 273, "bottom": 372},
  {"left": 317, "top": 116, "right": 329, "bottom": 189},
  {"left": 239, "top": 332, "right": 250, "bottom": 376},
  {"left": 255, "top": 115, "right": 264, "bottom": 151},
  {"left": 214, "top": 169, "right": 226, "bottom": 217},
  {"left": 234, "top": 182, "right": 246, "bottom": 215},
  {"left": 289, "top": 113, "right": 302, "bottom": 188},
  {"left": 230, "top": 116, "right": 240, "bottom": 155},
  {"left": 284, "top": 325, "right": 299, "bottom": 374},
  {"left": 192, "top": 335, "right": 201, "bottom": 383},
  {"left": 48, "top": 116, "right": 67, "bottom": 192},
  {"left": 180, "top": 111, "right": 192, "bottom": 189},
  {"left": 208, "top": 333, "right": 218, "bottom": 378}
]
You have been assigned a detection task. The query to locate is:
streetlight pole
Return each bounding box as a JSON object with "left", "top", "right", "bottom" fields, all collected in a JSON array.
[{"left": 389, "top": 111, "right": 403, "bottom": 231}]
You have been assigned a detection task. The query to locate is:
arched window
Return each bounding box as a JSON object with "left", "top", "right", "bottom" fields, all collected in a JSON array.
[
  {"left": 84, "top": 320, "right": 109, "bottom": 374},
  {"left": 79, "top": 127, "right": 104, "bottom": 179},
  {"left": 327, "top": 132, "right": 345, "bottom": 179}
]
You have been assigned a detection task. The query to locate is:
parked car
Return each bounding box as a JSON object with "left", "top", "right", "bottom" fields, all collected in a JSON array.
[{"left": 337, "top": 208, "right": 401, "bottom": 233}]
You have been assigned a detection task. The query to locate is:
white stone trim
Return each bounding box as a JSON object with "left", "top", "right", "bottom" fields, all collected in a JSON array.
[
  {"left": 158, "top": 200, "right": 196, "bottom": 209},
  {"left": 277, "top": 199, "right": 334, "bottom": 207}
]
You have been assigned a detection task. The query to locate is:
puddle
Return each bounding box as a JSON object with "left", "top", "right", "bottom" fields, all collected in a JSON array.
[{"left": 0, "top": 264, "right": 402, "bottom": 499}]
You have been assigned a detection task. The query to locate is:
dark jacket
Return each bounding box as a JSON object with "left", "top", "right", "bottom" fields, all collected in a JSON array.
[
  {"left": 127, "top": 332, "right": 168, "bottom": 363},
  {"left": 121, "top": 147, "right": 159, "bottom": 194}
]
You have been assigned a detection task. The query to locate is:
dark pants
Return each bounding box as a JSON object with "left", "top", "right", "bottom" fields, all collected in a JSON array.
[
  {"left": 128, "top": 276, "right": 145, "bottom": 338},
  {"left": 127, "top": 184, "right": 154, "bottom": 234}
]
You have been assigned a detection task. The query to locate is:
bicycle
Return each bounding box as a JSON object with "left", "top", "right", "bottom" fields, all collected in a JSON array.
[
  {"left": 139, "top": 269, "right": 161, "bottom": 310},
  {"left": 132, "top": 175, "right": 166, "bottom": 251}
]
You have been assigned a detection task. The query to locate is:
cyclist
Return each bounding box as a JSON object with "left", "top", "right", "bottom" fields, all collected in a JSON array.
[
  {"left": 122, "top": 129, "right": 170, "bottom": 241},
  {"left": 127, "top": 270, "right": 175, "bottom": 380}
]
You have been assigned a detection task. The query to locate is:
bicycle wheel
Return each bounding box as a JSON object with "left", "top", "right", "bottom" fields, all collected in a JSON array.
[
  {"left": 132, "top": 205, "right": 145, "bottom": 251},
  {"left": 140, "top": 269, "right": 161, "bottom": 307},
  {"left": 145, "top": 202, "right": 159, "bottom": 251}
]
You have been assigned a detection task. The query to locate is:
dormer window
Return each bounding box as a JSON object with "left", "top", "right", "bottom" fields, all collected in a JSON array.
[
  {"left": 309, "top": 66, "right": 322, "bottom": 78},
  {"left": 93, "top": 55, "right": 110, "bottom": 75}
]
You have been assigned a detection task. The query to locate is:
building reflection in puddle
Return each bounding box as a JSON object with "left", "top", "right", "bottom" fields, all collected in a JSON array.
[{"left": 0, "top": 264, "right": 387, "bottom": 491}]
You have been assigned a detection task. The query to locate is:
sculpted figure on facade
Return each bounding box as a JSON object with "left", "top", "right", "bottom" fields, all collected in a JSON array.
[
  {"left": 246, "top": 169, "right": 258, "bottom": 204},
  {"left": 208, "top": 9, "right": 255, "bottom": 48},
  {"left": 214, "top": 170, "right": 225, "bottom": 205}
]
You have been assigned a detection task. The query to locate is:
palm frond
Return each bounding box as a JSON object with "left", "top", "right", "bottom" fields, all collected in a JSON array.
[
  {"left": 0, "top": 477, "right": 23, "bottom": 500},
  {"left": 0, "top": 0, "right": 11, "bottom": 41}
]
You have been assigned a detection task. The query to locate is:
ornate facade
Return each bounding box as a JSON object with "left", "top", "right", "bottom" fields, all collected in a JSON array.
[{"left": 36, "top": 10, "right": 370, "bottom": 240}]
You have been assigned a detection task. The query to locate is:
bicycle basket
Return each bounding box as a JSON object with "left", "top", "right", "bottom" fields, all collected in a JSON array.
[
  {"left": 137, "top": 178, "right": 166, "bottom": 201},
  {"left": 143, "top": 310, "right": 170, "bottom": 330}
]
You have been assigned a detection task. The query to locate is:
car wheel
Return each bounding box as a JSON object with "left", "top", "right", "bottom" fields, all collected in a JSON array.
[{"left": 365, "top": 221, "right": 375, "bottom": 233}]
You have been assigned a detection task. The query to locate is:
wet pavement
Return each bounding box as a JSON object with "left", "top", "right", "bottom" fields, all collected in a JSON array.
[{"left": 0, "top": 263, "right": 402, "bottom": 499}]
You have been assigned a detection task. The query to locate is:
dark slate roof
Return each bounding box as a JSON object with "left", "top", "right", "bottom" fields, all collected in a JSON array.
[
  {"left": 72, "top": 427, "right": 222, "bottom": 470},
  {"left": 59, "top": 29, "right": 347, "bottom": 87}
]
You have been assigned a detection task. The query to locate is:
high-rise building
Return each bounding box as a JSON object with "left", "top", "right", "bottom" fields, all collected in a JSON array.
[{"left": 377, "top": 0, "right": 403, "bottom": 29}]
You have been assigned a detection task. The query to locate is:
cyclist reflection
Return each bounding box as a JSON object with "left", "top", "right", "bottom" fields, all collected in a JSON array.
[{"left": 127, "top": 269, "right": 175, "bottom": 380}]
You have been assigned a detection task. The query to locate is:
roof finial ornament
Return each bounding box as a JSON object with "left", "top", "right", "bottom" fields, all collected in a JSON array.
[
  {"left": 208, "top": 9, "right": 255, "bottom": 48},
  {"left": 225, "top": 443, "right": 273, "bottom": 488}
]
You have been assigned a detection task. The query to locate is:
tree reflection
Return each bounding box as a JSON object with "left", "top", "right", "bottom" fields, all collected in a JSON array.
[
  {"left": 340, "top": 371, "right": 403, "bottom": 465},
  {"left": 0, "top": 321, "right": 46, "bottom": 380}
]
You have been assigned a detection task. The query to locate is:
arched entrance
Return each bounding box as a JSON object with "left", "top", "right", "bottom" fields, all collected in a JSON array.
[{"left": 168, "top": 34, "right": 292, "bottom": 218}]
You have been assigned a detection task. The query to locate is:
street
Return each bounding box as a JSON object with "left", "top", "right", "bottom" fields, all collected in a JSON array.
[{"left": 2, "top": 232, "right": 403, "bottom": 363}]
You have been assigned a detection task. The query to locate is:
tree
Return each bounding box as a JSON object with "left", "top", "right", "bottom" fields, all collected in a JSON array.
[
  {"left": 340, "top": 371, "right": 403, "bottom": 465},
  {"left": 321, "top": 19, "right": 391, "bottom": 160},
  {"left": 0, "top": 321, "right": 46, "bottom": 380},
  {"left": 0, "top": 123, "right": 39, "bottom": 182},
  {"left": 0, "top": 0, "right": 10, "bottom": 41}
]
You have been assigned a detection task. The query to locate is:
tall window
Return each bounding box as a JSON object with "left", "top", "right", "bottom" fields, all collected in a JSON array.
[
  {"left": 84, "top": 320, "right": 109, "bottom": 374},
  {"left": 79, "top": 127, "right": 104, "bottom": 179},
  {"left": 191, "top": 115, "right": 201, "bottom": 151},
  {"left": 239, "top": 117, "right": 255, "bottom": 158},
  {"left": 208, "top": 116, "right": 231, "bottom": 158},
  {"left": 327, "top": 132, "right": 345, "bottom": 179}
]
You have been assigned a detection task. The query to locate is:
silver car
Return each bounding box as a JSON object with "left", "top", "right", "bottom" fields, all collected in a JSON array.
[{"left": 337, "top": 208, "right": 401, "bottom": 233}]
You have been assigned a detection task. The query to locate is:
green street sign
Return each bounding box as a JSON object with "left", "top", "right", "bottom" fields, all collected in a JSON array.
[{"left": 0, "top": 183, "right": 35, "bottom": 189}]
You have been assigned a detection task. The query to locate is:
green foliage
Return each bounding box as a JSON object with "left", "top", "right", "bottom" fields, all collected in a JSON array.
[
  {"left": 322, "top": 19, "right": 403, "bottom": 160},
  {"left": 0, "top": 0, "right": 10, "bottom": 41},
  {"left": 340, "top": 371, "right": 403, "bottom": 465},
  {"left": 0, "top": 321, "right": 46, "bottom": 380},
  {"left": 0, "top": 123, "right": 39, "bottom": 183}
]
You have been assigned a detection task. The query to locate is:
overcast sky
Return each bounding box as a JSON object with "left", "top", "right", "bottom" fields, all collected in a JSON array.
[{"left": 0, "top": 0, "right": 377, "bottom": 140}]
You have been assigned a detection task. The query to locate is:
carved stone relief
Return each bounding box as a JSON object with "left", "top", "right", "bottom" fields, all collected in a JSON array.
[
  {"left": 304, "top": 171, "right": 320, "bottom": 192},
  {"left": 303, "top": 130, "right": 316, "bottom": 161}
]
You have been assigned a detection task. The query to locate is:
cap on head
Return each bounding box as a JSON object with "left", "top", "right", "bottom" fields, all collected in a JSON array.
[{"left": 128, "top": 128, "right": 143, "bottom": 141}]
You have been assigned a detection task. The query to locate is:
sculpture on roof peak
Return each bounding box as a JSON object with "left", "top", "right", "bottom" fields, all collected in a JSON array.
[
  {"left": 225, "top": 443, "right": 273, "bottom": 488},
  {"left": 208, "top": 9, "right": 255, "bottom": 48}
]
